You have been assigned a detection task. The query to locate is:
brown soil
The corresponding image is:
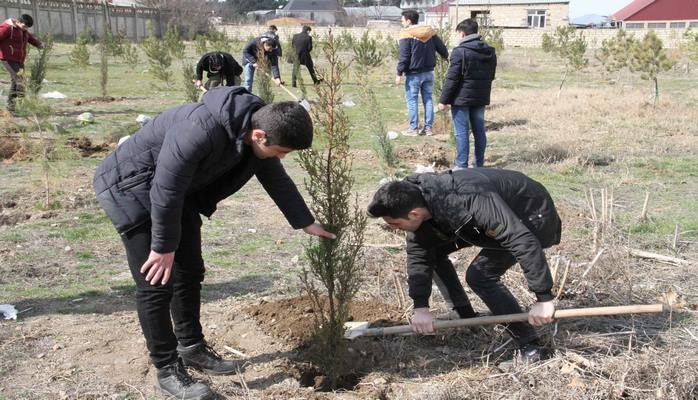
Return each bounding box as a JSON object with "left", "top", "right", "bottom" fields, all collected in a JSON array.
[
  {"left": 397, "top": 142, "right": 452, "bottom": 169},
  {"left": 73, "top": 96, "right": 126, "bottom": 106},
  {"left": 0, "top": 136, "right": 21, "bottom": 160},
  {"left": 66, "top": 136, "right": 111, "bottom": 157}
]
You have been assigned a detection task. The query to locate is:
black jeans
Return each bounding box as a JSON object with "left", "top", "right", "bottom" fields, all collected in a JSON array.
[
  {"left": 292, "top": 59, "right": 318, "bottom": 86},
  {"left": 1, "top": 60, "right": 23, "bottom": 111},
  {"left": 121, "top": 207, "right": 205, "bottom": 368},
  {"left": 436, "top": 248, "right": 538, "bottom": 346}
]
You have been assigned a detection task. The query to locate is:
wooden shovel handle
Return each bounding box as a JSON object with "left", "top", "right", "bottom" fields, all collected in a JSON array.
[{"left": 358, "top": 304, "right": 667, "bottom": 337}]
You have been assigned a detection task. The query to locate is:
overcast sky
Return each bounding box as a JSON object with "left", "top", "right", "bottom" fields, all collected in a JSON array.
[{"left": 569, "top": 0, "right": 635, "bottom": 18}]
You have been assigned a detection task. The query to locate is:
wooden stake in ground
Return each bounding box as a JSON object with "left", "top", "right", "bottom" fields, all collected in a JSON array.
[{"left": 640, "top": 191, "right": 650, "bottom": 221}]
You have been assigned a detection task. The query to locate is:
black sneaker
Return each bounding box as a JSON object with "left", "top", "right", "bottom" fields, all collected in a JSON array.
[
  {"left": 178, "top": 341, "right": 238, "bottom": 376},
  {"left": 519, "top": 342, "right": 544, "bottom": 363},
  {"left": 155, "top": 358, "right": 216, "bottom": 400}
]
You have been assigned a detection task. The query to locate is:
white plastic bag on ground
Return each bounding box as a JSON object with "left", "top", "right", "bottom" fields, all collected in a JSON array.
[
  {"left": 386, "top": 131, "right": 399, "bottom": 140},
  {"left": 41, "top": 91, "right": 67, "bottom": 99},
  {"left": 77, "top": 112, "right": 94, "bottom": 124},
  {"left": 0, "top": 304, "right": 18, "bottom": 320},
  {"left": 414, "top": 162, "right": 436, "bottom": 173},
  {"left": 136, "top": 114, "right": 152, "bottom": 126}
]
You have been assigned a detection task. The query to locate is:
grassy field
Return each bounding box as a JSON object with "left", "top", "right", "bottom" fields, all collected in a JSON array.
[{"left": 0, "top": 35, "right": 697, "bottom": 399}]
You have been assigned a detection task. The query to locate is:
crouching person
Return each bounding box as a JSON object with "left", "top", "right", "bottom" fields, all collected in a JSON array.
[
  {"left": 367, "top": 168, "right": 561, "bottom": 361},
  {"left": 93, "top": 86, "right": 334, "bottom": 399}
]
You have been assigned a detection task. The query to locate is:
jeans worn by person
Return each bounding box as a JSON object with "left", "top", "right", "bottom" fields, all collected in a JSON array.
[
  {"left": 404, "top": 71, "right": 434, "bottom": 132},
  {"left": 243, "top": 63, "right": 256, "bottom": 92},
  {"left": 452, "top": 105, "right": 486, "bottom": 168}
]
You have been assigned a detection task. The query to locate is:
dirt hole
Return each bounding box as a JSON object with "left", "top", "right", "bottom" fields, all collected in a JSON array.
[{"left": 295, "top": 363, "right": 361, "bottom": 392}]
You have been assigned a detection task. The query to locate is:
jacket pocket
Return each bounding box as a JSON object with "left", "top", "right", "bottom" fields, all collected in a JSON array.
[{"left": 116, "top": 171, "right": 152, "bottom": 192}]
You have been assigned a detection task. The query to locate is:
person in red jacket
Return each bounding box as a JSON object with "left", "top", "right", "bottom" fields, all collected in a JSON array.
[{"left": 0, "top": 14, "right": 43, "bottom": 114}]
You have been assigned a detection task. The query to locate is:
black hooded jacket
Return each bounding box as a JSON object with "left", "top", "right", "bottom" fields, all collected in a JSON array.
[
  {"left": 195, "top": 51, "right": 243, "bottom": 82},
  {"left": 439, "top": 35, "right": 497, "bottom": 107},
  {"left": 404, "top": 169, "right": 561, "bottom": 309},
  {"left": 93, "top": 86, "right": 313, "bottom": 253}
]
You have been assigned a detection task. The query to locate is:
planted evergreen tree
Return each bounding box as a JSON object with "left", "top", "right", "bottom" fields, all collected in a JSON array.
[
  {"left": 630, "top": 31, "right": 676, "bottom": 102},
  {"left": 681, "top": 29, "right": 698, "bottom": 72},
  {"left": 255, "top": 44, "right": 274, "bottom": 103},
  {"left": 165, "top": 24, "right": 186, "bottom": 59},
  {"left": 70, "top": 33, "right": 91, "bottom": 67},
  {"left": 297, "top": 29, "right": 366, "bottom": 389},
  {"left": 434, "top": 25, "right": 452, "bottom": 137},
  {"left": 362, "top": 85, "right": 400, "bottom": 177},
  {"left": 141, "top": 24, "right": 173, "bottom": 85},
  {"left": 182, "top": 62, "right": 199, "bottom": 102},
  {"left": 208, "top": 27, "right": 231, "bottom": 53},
  {"left": 194, "top": 34, "right": 208, "bottom": 54},
  {"left": 121, "top": 41, "right": 139, "bottom": 70},
  {"left": 542, "top": 25, "right": 588, "bottom": 97},
  {"left": 596, "top": 29, "right": 636, "bottom": 83},
  {"left": 352, "top": 30, "right": 384, "bottom": 68},
  {"left": 27, "top": 33, "right": 53, "bottom": 95},
  {"left": 100, "top": 16, "right": 110, "bottom": 98}
]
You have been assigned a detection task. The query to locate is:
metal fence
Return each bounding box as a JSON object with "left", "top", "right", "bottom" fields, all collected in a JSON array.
[{"left": 0, "top": 0, "right": 165, "bottom": 41}]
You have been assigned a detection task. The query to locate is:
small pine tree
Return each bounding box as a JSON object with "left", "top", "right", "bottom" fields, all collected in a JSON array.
[
  {"left": 383, "top": 35, "right": 399, "bottom": 61},
  {"left": 479, "top": 15, "right": 504, "bottom": 55},
  {"left": 27, "top": 33, "right": 53, "bottom": 95},
  {"left": 121, "top": 41, "right": 139, "bottom": 70},
  {"left": 363, "top": 85, "right": 400, "bottom": 177},
  {"left": 104, "top": 30, "right": 125, "bottom": 57},
  {"left": 141, "top": 24, "right": 173, "bottom": 85},
  {"left": 630, "top": 31, "right": 676, "bottom": 102},
  {"left": 70, "top": 34, "right": 91, "bottom": 67},
  {"left": 194, "top": 34, "right": 208, "bottom": 54},
  {"left": 182, "top": 62, "right": 199, "bottom": 103},
  {"left": 681, "top": 29, "right": 698, "bottom": 71},
  {"left": 542, "top": 25, "right": 588, "bottom": 98},
  {"left": 165, "top": 24, "right": 186, "bottom": 60},
  {"left": 596, "top": 29, "right": 635, "bottom": 83},
  {"left": 100, "top": 18, "right": 110, "bottom": 98},
  {"left": 352, "top": 31, "right": 384, "bottom": 69},
  {"left": 297, "top": 29, "right": 366, "bottom": 390},
  {"left": 255, "top": 45, "right": 274, "bottom": 103},
  {"left": 207, "top": 27, "right": 231, "bottom": 53},
  {"left": 433, "top": 25, "right": 452, "bottom": 137}
]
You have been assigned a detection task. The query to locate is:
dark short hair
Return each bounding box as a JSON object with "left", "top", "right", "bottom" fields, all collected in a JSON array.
[
  {"left": 302, "top": 25, "right": 311, "bottom": 33},
  {"left": 268, "top": 25, "right": 278, "bottom": 31},
  {"left": 251, "top": 102, "right": 313, "bottom": 150},
  {"left": 401, "top": 10, "right": 419, "bottom": 25},
  {"left": 457, "top": 18, "right": 478, "bottom": 35},
  {"left": 19, "top": 14, "right": 33, "bottom": 28},
  {"left": 367, "top": 181, "right": 425, "bottom": 219},
  {"left": 209, "top": 52, "right": 224, "bottom": 70}
]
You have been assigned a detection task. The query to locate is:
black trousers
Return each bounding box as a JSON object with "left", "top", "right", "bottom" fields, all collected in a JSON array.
[
  {"left": 291, "top": 59, "right": 318, "bottom": 86},
  {"left": 435, "top": 248, "right": 539, "bottom": 346},
  {"left": 121, "top": 207, "right": 205, "bottom": 368},
  {"left": 1, "top": 60, "right": 23, "bottom": 111}
]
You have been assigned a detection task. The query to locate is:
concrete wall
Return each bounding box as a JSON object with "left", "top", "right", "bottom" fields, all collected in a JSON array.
[
  {"left": 448, "top": 3, "right": 569, "bottom": 29},
  {"left": 0, "top": 0, "right": 163, "bottom": 41},
  {"left": 221, "top": 24, "right": 691, "bottom": 49}
]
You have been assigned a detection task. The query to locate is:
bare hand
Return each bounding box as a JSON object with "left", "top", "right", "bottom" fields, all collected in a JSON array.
[
  {"left": 528, "top": 301, "right": 555, "bottom": 326},
  {"left": 252, "top": 63, "right": 258, "bottom": 68},
  {"left": 195, "top": 79, "right": 203, "bottom": 88},
  {"left": 302, "top": 223, "right": 336, "bottom": 239},
  {"left": 437, "top": 103, "right": 447, "bottom": 111},
  {"left": 140, "top": 250, "right": 175, "bottom": 285},
  {"left": 411, "top": 308, "right": 435, "bottom": 334},
  {"left": 273, "top": 78, "right": 282, "bottom": 86},
  {"left": 395, "top": 76, "right": 401, "bottom": 86}
]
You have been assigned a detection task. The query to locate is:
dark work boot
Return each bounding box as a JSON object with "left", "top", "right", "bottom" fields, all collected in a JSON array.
[
  {"left": 178, "top": 341, "right": 238, "bottom": 375},
  {"left": 155, "top": 358, "right": 216, "bottom": 400}
]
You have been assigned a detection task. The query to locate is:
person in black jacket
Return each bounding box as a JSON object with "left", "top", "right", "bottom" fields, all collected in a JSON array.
[
  {"left": 93, "top": 87, "right": 334, "bottom": 399},
  {"left": 241, "top": 33, "right": 282, "bottom": 93},
  {"left": 194, "top": 51, "right": 243, "bottom": 90},
  {"left": 396, "top": 9, "right": 449, "bottom": 137},
  {"left": 291, "top": 25, "right": 321, "bottom": 87},
  {"left": 264, "top": 24, "right": 282, "bottom": 57},
  {"left": 438, "top": 19, "right": 497, "bottom": 168},
  {"left": 367, "top": 169, "right": 561, "bottom": 361}
]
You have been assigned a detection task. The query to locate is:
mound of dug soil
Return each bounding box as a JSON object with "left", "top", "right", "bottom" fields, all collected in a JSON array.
[
  {"left": 398, "top": 143, "right": 452, "bottom": 168},
  {"left": 247, "top": 296, "right": 403, "bottom": 345}
]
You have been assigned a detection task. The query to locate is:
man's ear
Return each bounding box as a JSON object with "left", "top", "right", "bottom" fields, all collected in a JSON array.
[
  {"left": 250, "top": 129, "right": 267, "bottom": 144},
  {"left": 408, "top": 208, "right": 427, "bottom": 221}
]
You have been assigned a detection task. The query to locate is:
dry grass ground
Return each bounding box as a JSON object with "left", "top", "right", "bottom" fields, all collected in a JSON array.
[{"left": 0, "top": 42, "right": 697, "bottom": 399}]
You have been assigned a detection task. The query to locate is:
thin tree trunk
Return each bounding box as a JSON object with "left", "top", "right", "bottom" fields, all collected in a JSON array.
[{"left": 557, "top": 68, "right": 568, "bottom": 99}]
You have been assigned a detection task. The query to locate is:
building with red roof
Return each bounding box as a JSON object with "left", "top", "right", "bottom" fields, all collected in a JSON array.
[{"left": 612, "top": 0, "right": 698, "bottom": 30}]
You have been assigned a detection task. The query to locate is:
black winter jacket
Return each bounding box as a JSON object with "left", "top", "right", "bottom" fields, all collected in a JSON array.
[
  {"left": 404, "top": 169, "right": 561, "bottom": 309},
  {"left": 396, "top": 25, "right": 448, "bottom": 76},
  {"left": 93, "top": 87, "right": 313, "bottom": 253},
  {"left": 195, "top": 51, "right": 243, "bottom": 82},
  {"left": 292, "top": 31, "right": 313, "bottom": 66},
  {"left": 242, "top": 38, "right": 280, "bottom": 79},
  {"left": 439, "top": 35, "right": 497, "bottom": 107}
]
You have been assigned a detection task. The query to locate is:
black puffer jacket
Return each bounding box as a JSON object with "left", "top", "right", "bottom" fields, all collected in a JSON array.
[
  {"left": 93, "top": 86, "right": 313, "bottom": 253},
  {"left": 439, "top": 34, "right": 497, "bottom": 107},
  {"left": 404, "top": 169, "right": 561, "bottom": 308}
]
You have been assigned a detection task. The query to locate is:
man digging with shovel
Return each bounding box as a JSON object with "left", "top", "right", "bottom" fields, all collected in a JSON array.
[
  {"left": 367, "top": 168, "right": 561, "bottom": 362},
  {"left": 94, "top": 87, "right": 334, "bottom": 399}
]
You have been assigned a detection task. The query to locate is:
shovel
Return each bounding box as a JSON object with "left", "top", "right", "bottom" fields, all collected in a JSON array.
[
  {"left": 344, "top": 304, "right": 668, "bottom": 340},
  {"left": 258, "top": 69, "right": 311, "bottom": 111}
]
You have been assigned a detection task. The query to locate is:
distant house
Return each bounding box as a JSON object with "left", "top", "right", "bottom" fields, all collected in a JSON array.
[
  {"left": 277, "top": 0, "right": 346, "bottom": 25},
  {"left": 570, "top": 14, "right": 619, "bottom": 28},
  {"left": 344, "top": 6, "right": 403, "bottom": 24},
  {"left": 425, "top": 0, "right": 454, "bottom": 28},
  {"left": 612, "top": 0, "right": 698, "bottom": 30},
  {"left": 448, "top": 0, "right": 569, "bottom": 29}
]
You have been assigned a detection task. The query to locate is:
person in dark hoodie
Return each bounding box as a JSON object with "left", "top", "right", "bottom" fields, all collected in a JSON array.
[
  {"left": 93, "top": 87, "right": 335, "bottom": 399},
  {"left": 367, "top": 168, "right": 562, "bottom": 362},
  {"left": 438, "top": 19, "right": 497, "bottom": 169},
  {"left": 396, "top": 9, "right": 448, "bottom": 137},
  {"left": 194, "top": 51, "right": 243, "bottom": 90},
  {"left": 241, "top": 33, "right": 282, "bottom": 93},
  {"left": 0, "top": 14, "right": 42, "bottom": 114}
]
